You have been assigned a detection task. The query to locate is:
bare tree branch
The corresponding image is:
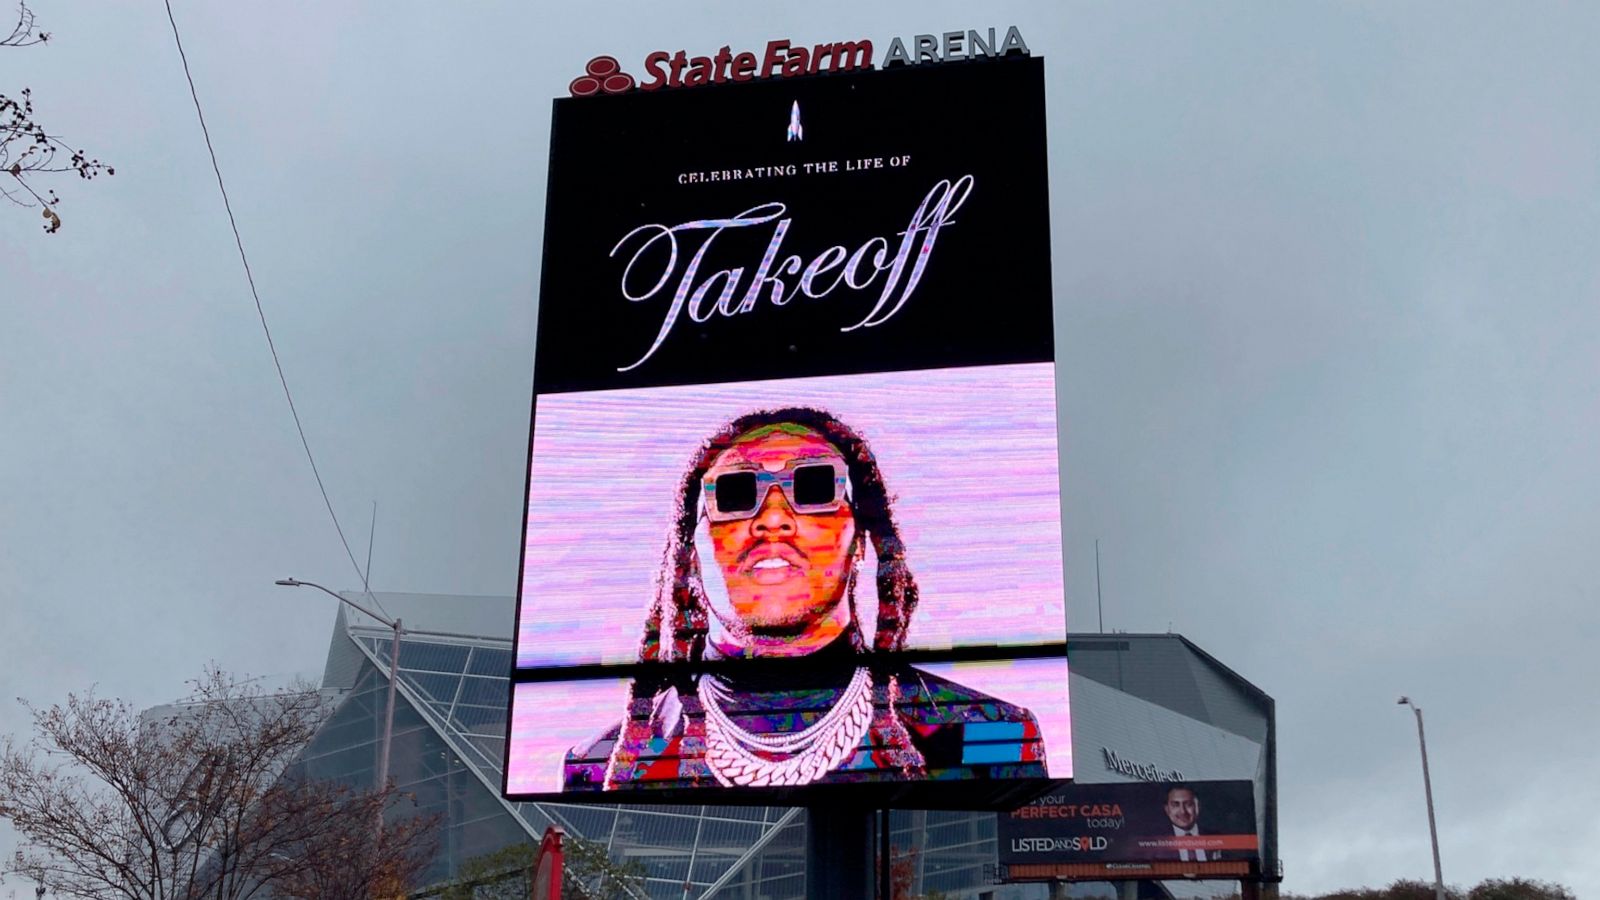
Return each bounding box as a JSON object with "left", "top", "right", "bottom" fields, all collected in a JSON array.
[
  {"left": 1, "top": 1, "right": 48, "bottom": 47},
  {"left": 2, "top": 1, "right": 112, "bottom": 232},
  {"left": 0, "top": 669, "right": 438, "bottom": 899}
]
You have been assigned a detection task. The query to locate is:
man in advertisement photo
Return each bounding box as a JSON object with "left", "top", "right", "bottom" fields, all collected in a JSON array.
[
  {"left": 561, "top": 406, "right": 1048, "bottom": 791},
  {"left": 1163, "top": 784, "right": 1220, "bottom": 862},
  {"left": 997, "top": 781, "right": 1260, "bottom": 871}
]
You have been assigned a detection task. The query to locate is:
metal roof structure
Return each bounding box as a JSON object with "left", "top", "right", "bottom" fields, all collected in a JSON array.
[
  {"left": 304, "top": 592, "right": 812, "bottom": 898},
  {"left": 297, "top": 593, "right": 1272, "bottom": 899}
]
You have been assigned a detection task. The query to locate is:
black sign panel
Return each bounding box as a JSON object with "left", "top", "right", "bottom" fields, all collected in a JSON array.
[
  {"left": 533, "top": 56, "right": 1052, "bottom": 394},
  {"left": 999, "top": 781, "right": 1260, "bottom": 866},
  {"left": 506, "top": 56, "right": 1067, "bottom": 807}
]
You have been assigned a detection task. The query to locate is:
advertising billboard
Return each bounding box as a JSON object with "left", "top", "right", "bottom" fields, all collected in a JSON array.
[
  {"left": 506, "top": 54, "right": 1067, "bottom": 805},
  {"left": 998, "top": 781, "right": 1260, "bottom": 879}
]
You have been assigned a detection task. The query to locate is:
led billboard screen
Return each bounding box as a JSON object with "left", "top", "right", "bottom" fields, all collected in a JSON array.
[
  {"left": 506, "top": 55, "right": 1067, "bottom": 804},
  {"left": 998, "top": 781, "right": 1260, "bottom": 878}
]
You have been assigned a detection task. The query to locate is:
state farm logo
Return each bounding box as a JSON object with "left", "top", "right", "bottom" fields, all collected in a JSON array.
[
  {"left": 1011, "top": 836, "right": 1110, "bottom": 854},
  {"left": 569, "top": 56, "right": 636, "bottom": 97},
  {"left": 568, "top": 40, "right": 868, "bottom": 97}
]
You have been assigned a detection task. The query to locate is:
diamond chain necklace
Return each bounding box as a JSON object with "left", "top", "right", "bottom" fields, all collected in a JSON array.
[{"left": 701, "top": 667, "right": 873, "bottom": 786}]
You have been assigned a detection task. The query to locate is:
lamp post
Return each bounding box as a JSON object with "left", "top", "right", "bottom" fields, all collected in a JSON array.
[
  {"left": 276, "top": 578, "right": 402, "bottom": 833},
  {"left": 1397, "top": 696, "right": 1445, "bottom": 900}
]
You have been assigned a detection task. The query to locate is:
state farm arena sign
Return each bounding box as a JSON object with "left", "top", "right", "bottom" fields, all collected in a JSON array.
[{"left": 568, "top": 26, "right": 1032, "bottom": 96}]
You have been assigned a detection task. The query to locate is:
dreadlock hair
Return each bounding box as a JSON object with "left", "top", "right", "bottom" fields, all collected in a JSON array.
[{"left": 603, "top": 407, "right": 926, "bottom": 788}]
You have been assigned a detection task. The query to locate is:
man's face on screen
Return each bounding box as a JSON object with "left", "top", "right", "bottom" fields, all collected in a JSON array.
[
  {"left": 1164, "top": 789, "right": 1199, "bottom": 830},
  {"left": 704, "top": 425, "right": 856, "bottom": 653}
]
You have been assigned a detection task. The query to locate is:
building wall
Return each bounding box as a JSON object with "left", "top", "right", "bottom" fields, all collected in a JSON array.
[
  {"left": 1069, "top": 673, "right": 1264, "bottom": 785},
  {"left": 300, "top": 599, "right": 1273, "bottom": 900},
  {"left": 292, "top": 658, "right": 530, "bottom": 887}
]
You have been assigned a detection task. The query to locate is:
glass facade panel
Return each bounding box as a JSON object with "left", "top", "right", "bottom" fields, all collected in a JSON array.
[
  {"left": 450, "top": 704, "right": 505, "bottom": 732},
  {"left": 543, "top": 803, "right": 618, "bottom": 841},
  {"left": 408, "top": 672, "right": 463, "bottom": 705},
  {"left": 392, "top": 640, "right": 472, "bottom": 674},
  {"left": 294, "top": 660, "right": 529, "bottom": 887},
  {"left": 466, "top": 734, "right": 504, "bottom": 763},
  {"left": 455, "top": 675, "right": 506, "bottom": 707},
  {"left": 466, "top": 647, "right": 514, "bottom": 676},
  {"left": 696, "top": 817, "right": 765, "bottom": 851},
  {"left": 712, "top": 812, "right": 807, "bottom": 900},
  {"left": 308, "top": 626, "right": 1000, "bottom": 898}
]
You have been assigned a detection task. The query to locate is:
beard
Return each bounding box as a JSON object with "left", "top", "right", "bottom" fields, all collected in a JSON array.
[{"left": 743, "top": 599, "right": 841, "bottom": 636}]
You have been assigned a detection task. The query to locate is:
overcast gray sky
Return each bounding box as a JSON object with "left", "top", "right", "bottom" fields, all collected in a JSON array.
[{"left": 3, "top": 1, "right": 1597, "bottom": 895}]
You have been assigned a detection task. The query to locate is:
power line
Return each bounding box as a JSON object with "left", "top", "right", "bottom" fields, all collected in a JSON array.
[{"left": 162, "top": 0, "right": 388, "bottom": 620}]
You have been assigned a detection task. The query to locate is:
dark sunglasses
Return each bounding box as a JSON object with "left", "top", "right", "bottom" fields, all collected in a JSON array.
[{"left": 701, "top": 458, "right": 849, "bottom": 522}]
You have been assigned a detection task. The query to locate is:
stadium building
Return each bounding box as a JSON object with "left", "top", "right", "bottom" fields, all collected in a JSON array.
[{"left": 295, "top": 592, "right": 1275, "bottom": 898}]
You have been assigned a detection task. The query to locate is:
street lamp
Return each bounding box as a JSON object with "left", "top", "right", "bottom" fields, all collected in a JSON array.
[
  {"left": 1397, "top": 696, "right": 1445, "bottom": 900},
  {"left": 276, "top": 578, "right": 402, "bottom": 830}
]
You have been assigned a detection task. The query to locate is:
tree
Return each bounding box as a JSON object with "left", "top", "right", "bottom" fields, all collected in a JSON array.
[
  {"left": 878, "top": 844, "right": 949, "bottom": 900},
  {"left": 1, "top": 0, "right": 113, "bottom": 232},
  {"left": 268, "top": 791, "right": 437, "bottom": 900},
  {"left": 0, "top": 669, "right": 437, "bottom": 899},
  {"left": 1310, "top": 881, "right": 1461, "bottom": 900},
  {"left": 1275, "top": 877, "right": 1578, "bottom": 900},
  {"left": 428, "top": 836, "right": 648, "bottom": 900},
  {"left": 1467, "top": 879, "right": 1577, "bottom": 900}
]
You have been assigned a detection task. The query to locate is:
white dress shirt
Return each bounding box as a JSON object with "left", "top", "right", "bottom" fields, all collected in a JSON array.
[{"left": 1173, "top": 825, "right": 1207, "bottom": 861}]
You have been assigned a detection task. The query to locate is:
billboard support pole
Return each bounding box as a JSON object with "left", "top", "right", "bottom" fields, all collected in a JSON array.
[
  {"left": 878, "top": 807, "right": 893, "bottom": 900},
  {"left": 807, "top": 805, "right": 875, "bottom": 899}
]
